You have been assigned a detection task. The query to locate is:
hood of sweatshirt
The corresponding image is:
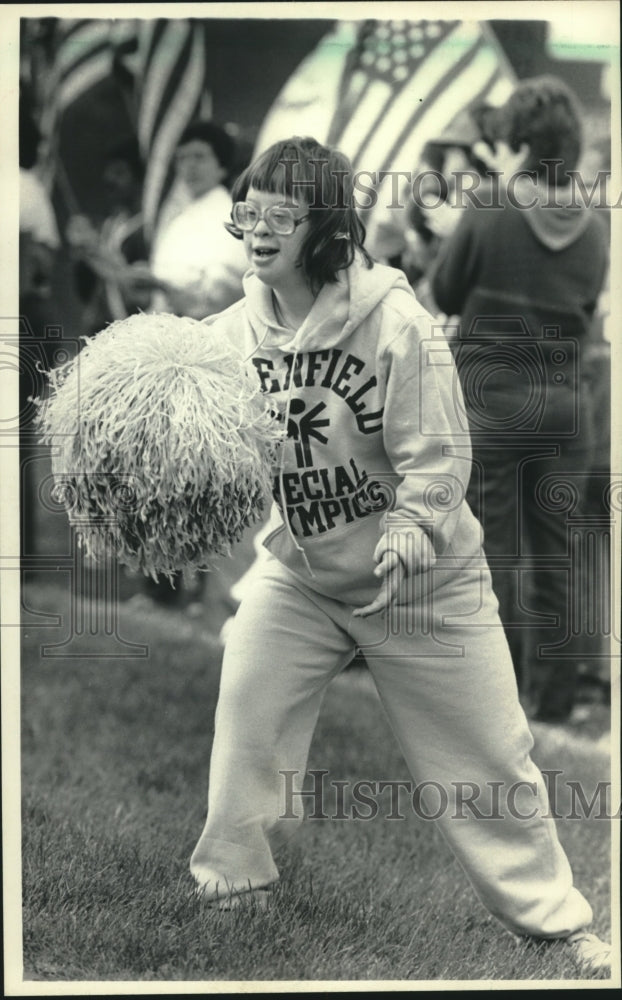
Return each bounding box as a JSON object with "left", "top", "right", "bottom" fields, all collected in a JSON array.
[
  {"left": 241, "top": 254, "right": 414, "bottom": 353},
  {"left": 514, "top": 177, "right": 592, "bottom": 251}
]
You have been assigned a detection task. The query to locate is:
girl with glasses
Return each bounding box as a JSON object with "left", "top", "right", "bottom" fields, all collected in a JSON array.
[{"left": 189, "top": 135, "right": 609, "bottom": 975}]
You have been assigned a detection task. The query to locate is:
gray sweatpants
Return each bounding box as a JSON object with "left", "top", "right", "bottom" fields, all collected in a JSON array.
[{"left": 191, "top": 551, "right": 592, "bottom": 938}]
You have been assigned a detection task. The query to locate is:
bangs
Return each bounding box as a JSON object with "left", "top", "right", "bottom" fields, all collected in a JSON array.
[
  {"left": 233, "top": 138, "right": 332, "bottom": 207},
  {"left": 230, "top": 135, "right": 373, "bottom": 290},
  {"left": 244, "top": 145, "right": 299, "bottom": 197}
]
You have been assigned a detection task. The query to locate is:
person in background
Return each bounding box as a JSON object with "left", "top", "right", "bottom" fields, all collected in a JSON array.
[
  {"left": 149, "top": 120, "right": 248, "bottom": 319},
  {"left": 65, "top": 138, "right": 153, "bottom": 336},
  {"left": 571, "top": 130, "right": 612, "bottom": 705},
  {"left": 19, "top": 92, "right": 60, "bottom": 302},
  {"left": 403, "top": 106, "right": 499, "bottom": 316},
  {"left": 430, "top": 76, "right": 609, "bottom": 723},
  {"left": 367, "top": 104, "right": 498, "bottom": 311}
]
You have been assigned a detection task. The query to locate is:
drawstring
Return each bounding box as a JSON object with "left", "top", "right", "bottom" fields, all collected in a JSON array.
[{"left": 243, "top": 326, "right": 269, "bottom": 363}]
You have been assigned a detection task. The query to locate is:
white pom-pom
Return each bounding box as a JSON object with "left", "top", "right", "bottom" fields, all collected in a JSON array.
[{"left": 34, "top": 313, "right": 283, "bottom": 581}]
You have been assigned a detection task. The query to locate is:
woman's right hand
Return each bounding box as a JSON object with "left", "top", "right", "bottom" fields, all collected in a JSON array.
[{"left": 352, "top": 549, "right": 406, "bottom": 619}]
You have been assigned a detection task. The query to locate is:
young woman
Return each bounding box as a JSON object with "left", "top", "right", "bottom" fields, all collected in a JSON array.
[{"left": 189, "top": 136, "right": 610, "bottom": 975}]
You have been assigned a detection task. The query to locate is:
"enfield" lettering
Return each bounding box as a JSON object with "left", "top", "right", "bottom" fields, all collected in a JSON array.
[{"left": 252, "top": 350, "right": 383, "bottom": 433}]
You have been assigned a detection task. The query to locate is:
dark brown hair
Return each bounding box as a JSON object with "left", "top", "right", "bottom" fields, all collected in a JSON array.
[
  {"left": 227, "top": 136, "right": 372, "bottom": 293},
  {"left": 498, "top": 76, "right": 583, "bottom": 183}
]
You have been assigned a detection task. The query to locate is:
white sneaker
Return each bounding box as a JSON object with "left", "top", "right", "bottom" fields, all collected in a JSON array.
[{"left": 565, "top": 930, "right": 612, "bottom": 975}]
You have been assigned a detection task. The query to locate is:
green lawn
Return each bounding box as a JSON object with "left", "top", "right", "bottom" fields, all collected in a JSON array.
[{"left": 16, "top": 580, "right": 615, "bottom": 986}]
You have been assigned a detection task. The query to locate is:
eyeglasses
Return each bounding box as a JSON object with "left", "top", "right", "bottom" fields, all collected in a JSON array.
[{"left": 231, "top": 201, "right": 310, "bottom": 236}]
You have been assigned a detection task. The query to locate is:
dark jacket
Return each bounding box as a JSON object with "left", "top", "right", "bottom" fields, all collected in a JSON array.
[{"left": 431, "top": 181, "right": 608, "bottom": 446}]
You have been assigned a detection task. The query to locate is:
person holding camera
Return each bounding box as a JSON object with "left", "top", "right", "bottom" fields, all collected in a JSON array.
[{"left": 430, "top": 76, "right": 609, "bottom": 722}]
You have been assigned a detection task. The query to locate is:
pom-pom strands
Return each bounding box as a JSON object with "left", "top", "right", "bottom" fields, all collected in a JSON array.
[{"left": 35, "top": 313, "right": 283, "bottom": 581}]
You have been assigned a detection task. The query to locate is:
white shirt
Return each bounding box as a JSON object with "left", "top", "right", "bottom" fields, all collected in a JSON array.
[
  {"left": 150, "top": 185, "right": 247, "bottom": 316},
  {"left": 19, "top": 169, "right": 60, "bottom": 248}
]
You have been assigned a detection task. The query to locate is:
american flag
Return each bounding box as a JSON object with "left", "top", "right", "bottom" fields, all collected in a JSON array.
[
  {"left": 37, "top": 18, "right": 136, "bottom": 200},
  {"left": 40, "top": 19, "right": 135, "bottom": 143},
  {"left": 255, "top": 18, "right": 516, "bottom": 222},
  {"left": 135, "top": 19, "right": 209, "bottom": 238},
  {"left": 37, "top": 17, "right": 208, "bottom": 234},
  {"left": 49, "top": 20, "right": 118, "bottom": 114}
]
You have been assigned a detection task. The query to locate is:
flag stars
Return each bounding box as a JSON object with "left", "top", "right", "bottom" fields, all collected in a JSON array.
[
  {"left": 354, "top": 16, "right": 459, "bottom": 86},
  {"left": 327, "top": 16, "right": 510, "bottom": 171}
]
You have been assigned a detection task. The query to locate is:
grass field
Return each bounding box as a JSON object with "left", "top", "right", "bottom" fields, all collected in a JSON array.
[{"left": 16, "top": 579, "right": 616, "bottom": 986}]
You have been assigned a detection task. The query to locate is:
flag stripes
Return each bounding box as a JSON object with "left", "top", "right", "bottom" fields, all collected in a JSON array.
[
  {"left": 40, "top": 19, "right": 110, "bottom": 143},
  {"left": 137, "top": 21, "right": 183, "bottom": 153},
  {"left": 327, "top": 19, "right": 461, "bottom": 164},
  {"left": 376, "top": 33, "right": 500, "bottom": 176},
  {"left": 39, "top": 17, "right": 208, "bottom": 232},
  {"left": 253, "top": 21, "right": 358, "bottom": 154},
  {"left": 53, "top": 20, "right": 112, "bottom": 111},
  {"left": 46, "top": 19, "right": 137, "bottom": 116},
  {"left": 330, "top": 20, "right": 510, "bottom": 178},
  {"left": 255, "top": 18, "right": 517, "bottom": 225},
  {"left": 39, "top": 17, "right": 137, "bottom": 194},
  {"left": 40, "top": 16, "right": 516, "bottom": 235},
  {"left": 136, "top": 19, "right": 208, "bottom": 236}
]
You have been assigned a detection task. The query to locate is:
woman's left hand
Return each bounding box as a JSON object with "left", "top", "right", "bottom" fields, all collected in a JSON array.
[{"left": 352, "top": 550, "right": 406, "bottom": 618}]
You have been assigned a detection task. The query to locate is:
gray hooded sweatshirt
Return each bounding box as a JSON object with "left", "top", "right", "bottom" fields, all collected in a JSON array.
[{"left": 204, "top": 257, "right": 484, "bottom": 606}]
